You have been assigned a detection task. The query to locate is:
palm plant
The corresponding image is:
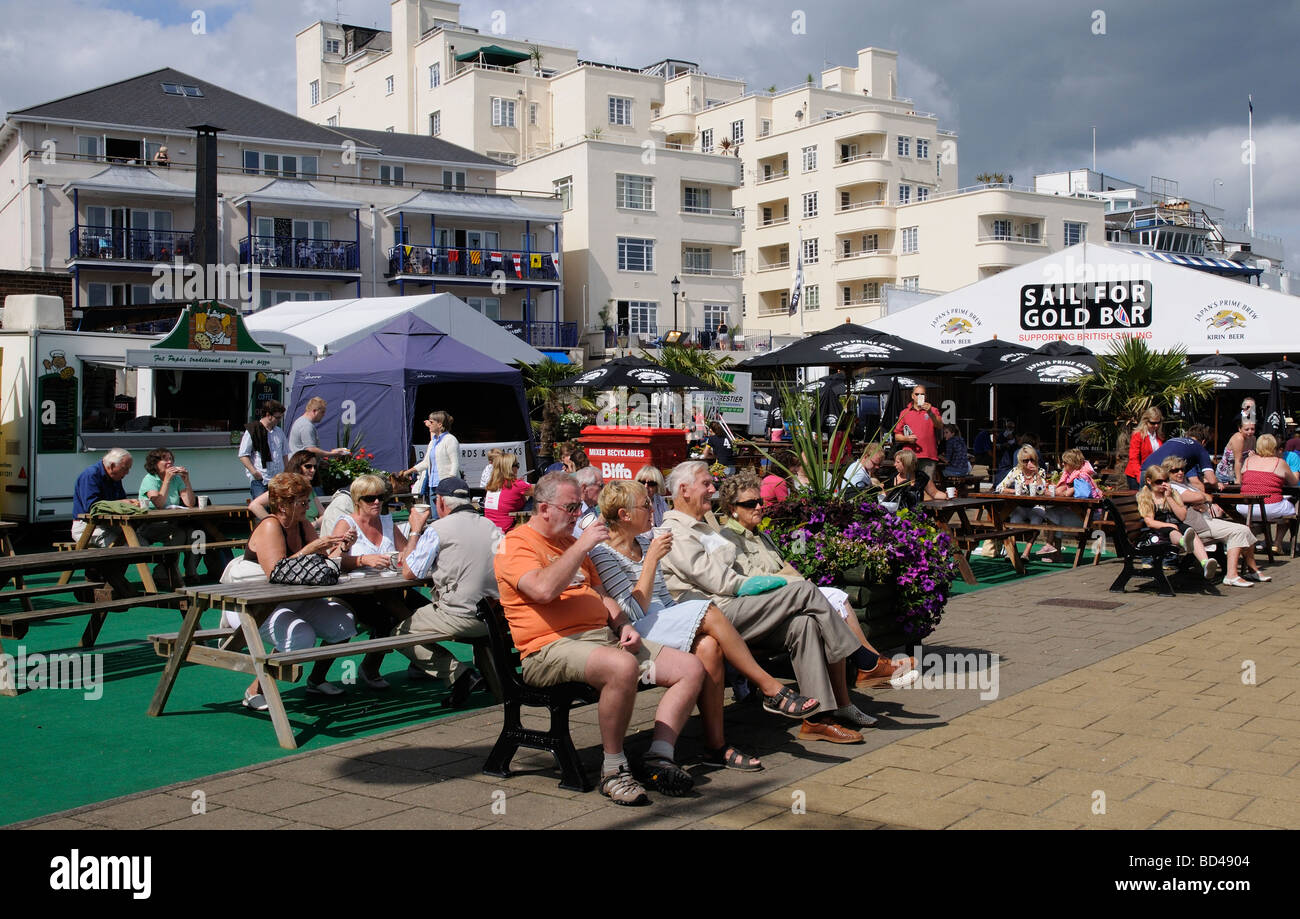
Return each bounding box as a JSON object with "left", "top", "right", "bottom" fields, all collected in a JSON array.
[
  {"left": 516, "top": 359, "right": 594, "bottom": 457},
  {"left": 640, "top": 344, "right": 735, "bottom": 392},
  {"left": 1045, "top": 338, "right": 1214, "bottom": 462}
]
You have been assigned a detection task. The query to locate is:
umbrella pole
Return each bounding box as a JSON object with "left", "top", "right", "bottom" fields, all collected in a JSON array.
[
  {"left": 1214, "top": 392, "right": 1219, "bottom": 454},
  {"left": 991, "top": 385, "right": 998, "bottom": 472},
  {"left": 1055, "top": 408, "right": 1060, "bottom": 466}
]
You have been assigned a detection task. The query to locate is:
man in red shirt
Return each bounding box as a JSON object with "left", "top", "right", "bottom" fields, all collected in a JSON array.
[
  {"left": 494, "top": 472, "right": 704, "bottom": 804},
  {"left": 893, "top": 384, "right": 943, "bottom": 481}
]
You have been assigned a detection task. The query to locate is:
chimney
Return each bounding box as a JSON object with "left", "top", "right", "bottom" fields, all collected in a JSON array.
[{"left": 189, "top": 123, "right": 225, "bottom": 272}]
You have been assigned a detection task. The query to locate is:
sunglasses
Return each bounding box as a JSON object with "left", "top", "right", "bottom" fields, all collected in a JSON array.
[
  {"left": 358, "top": 494, "right": 385, "bottom": 504},
  {"left": 301, "top": 463, "right": 317, "bottom": 470},
  {"left": 546, "top": 501, "right": 583, "bottom": 515},
  {"left": 641, "top": 480, "right": 658, "bottom": 488},
  {"left": 732, "top": 499, "right": 762, "bottom": 509}
]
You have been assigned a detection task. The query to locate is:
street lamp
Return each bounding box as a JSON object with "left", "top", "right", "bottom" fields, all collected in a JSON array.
[
  {"left": 1212, "top": 178, "right": 1224, "bottom": 206},
  {"left": 671, "top": 275, "right": 681, "bottom": 334}
]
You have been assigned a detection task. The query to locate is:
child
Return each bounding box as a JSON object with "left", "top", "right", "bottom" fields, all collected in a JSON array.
[
  {"left": 1039, "top": 448, "right": 1100, "bottom": 558},
  {"left": 1136, "top": 466, "right": 1219, "bottom": 581}
]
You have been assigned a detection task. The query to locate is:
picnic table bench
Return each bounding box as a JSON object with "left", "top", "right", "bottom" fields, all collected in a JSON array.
[
  {"left": 991, "top": 492, "right": 1111, "bottom": 567},
  {"left": 923, "top": 496, "right": 1032, "bottom": 582},
  {"left": 147, "top": 574, "right": 476, "bottom": 749}
]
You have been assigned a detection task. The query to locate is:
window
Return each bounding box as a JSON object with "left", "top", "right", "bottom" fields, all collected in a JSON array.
[
  {"left": 1064, "top": 221, "right": 1087, "bottom": 246},
  {"left": 442, "top": 169, "right": 466, "bottom": 191},
  {"left": 901, "top": 227, "right": 918, "bottom": 254},
  {"left": 608, "top": 96, "right": 633, "bottom": 126},
  {"left": 385, "top": 76, "right": 394, "bottom": 95},
  {"left": 326, "top": 115, "right": 338, "bottom": 127},
  {"left": 992, "top": 219, "right": 1011, "bottom": 240},
  {"left": 703, "top": 303, "right": 729, "bottom": 331},
  {"left": 243, "top": 151, "right": 313, "bottom": 178},
  {"left": 161, "top": 82, "right": 203, "bottom": 97},
  {"left": 897, "top": 184, "right": 912, "bottom": 205},
  {"left": 683, "top": 186, "right": 711, "bottom": 213},
  {"left": 801, "top": 237, "right": 819, "bottom": 264},
  {"left": 379, "top": 164, "right": 404, "bottom": 186},
  {"left": 617, "top": 237, "right": 655, "bottom": 272},
  {"left": 78, "top": 135, "right": 100, "bottom": 159},
  {"left": 555, "top": 175, "right": 573, "bottom": 211},
  {"left": 730, "top": 120, "right": 744, "bottom": 144},
  {"left": 863, "top": 232, "right": 879, "bottom": 252},
  {"left": 1022, "top": 223, "right": 1041, "bottom": 242},
  {"left": 805, "top": 285, "right": 820, "bottom": 311},
  {"left": 841, "top": 287, "right": 852, "bottom": 306},
  {"left": 521, "top": 232, "right": 536, "bottom": 251},
  {"left": 430, "top": 111, "right": 441, "bottom": 136},
  {"left": 916, "top": 186, "right": 930, "bottom": 202},
  {"left": 901, "top": 277, "right": 920, "bottom": 291},
  {"left": 802, "top": 192, "right": 818, "bottom": 218},
  {"left": 429, "top": 63, "right": 440, "bottom": 88},
  {"left": 616, "top": 174, "right": 654, "bottom": 210},
  {"left": 839, "top": 191, "right": 851, "bottom": 211},
  {"left": 700, "top": 129, "right": 714, "bottom": 153},
  {"left": 492, "top": 97, "right": 516, "bottom": 127},
  {"left": 916, "top": 138, "right": 929, "bottom": 159},
  {"left": 465, "top": 297, "right": 502, "bottom": 320},
  {"left": 864, "top": 281, "right": 881, "bottom": 300},
  {"left": 780, "top": 291, "right": 789, "bottom": 312},
  {"left": 529, "top": 102, "right": 538, "bottom": 126},
  {"left": 760, "top": 119, "right": 771, "bottom": 137},
  {"left": 623, "top": 301, "right": 658, "bottom": 335},
  {"left": 301, "top": 156, "right": 319, "bottom": 177},
  {"left": 324, "top": 38, "right": 340, "bottom": 54},
  {"left": 684, "top": 247, "right": 712, "bottom": 273},
  {"left": 801, "top": 145, "right": 818, "bottom": 172},
  {"left": 733, "top": 251, "right": 746, "bottom": 275},
  {"left": 309, "top": 81, "right": 319, "bottom": 105},
  {"left": 897, "top": 135, "right": 911, "bottom": 157}
]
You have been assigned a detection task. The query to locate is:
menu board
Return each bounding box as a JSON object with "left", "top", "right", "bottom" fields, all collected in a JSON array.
[{"left": 38, "top": 372, "right": 79, "bottom": 453}]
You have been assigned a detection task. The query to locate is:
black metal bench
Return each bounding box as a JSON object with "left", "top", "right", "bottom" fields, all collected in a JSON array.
[{"left": 1104, "top": 494, "right": 1203, "bottom": 598}]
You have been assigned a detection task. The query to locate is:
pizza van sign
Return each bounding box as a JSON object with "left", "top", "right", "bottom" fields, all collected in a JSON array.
[{"left": 1019, "top": 281, "right": 1152, "bottom": 330}]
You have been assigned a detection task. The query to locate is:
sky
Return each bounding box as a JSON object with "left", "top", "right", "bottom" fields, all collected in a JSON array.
[{"left": 3, "top": 0, "right": 1298, "bottom": 268}]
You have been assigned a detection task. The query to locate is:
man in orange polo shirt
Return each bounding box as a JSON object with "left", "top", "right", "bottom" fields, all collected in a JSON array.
[{"left": 495, "top": 471, "right": 704, "bottom": 805}]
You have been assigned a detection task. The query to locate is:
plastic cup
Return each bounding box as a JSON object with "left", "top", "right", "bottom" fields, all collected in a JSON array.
[
  {"left": 197, "top": 495, "right": 211, "bottom": 508},
  {"left": 652, "top": 526, "right": 670, "bottom": 539},
  {"left": 946, "top": 487, "right": 957, "bottom": 499}
]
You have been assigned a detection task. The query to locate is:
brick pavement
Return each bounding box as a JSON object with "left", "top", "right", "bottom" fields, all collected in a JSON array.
[{"left": 14, "top": 555, "right": 1300, "bottom": 830}]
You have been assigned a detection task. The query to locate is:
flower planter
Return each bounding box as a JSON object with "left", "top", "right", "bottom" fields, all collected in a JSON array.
[{"left": 837, "top": 567, "right": 910, "bottom": 652}]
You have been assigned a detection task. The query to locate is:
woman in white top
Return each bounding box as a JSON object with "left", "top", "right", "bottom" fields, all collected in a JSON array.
[
  {"left": 400, "top": 411, "right": 460, "bottom": 505},
  {"left": 587, "top": 480, "right": 821, "bottom": 772},
  {"left": 329, "top": 474, "right": 421, "bottom": 689}
]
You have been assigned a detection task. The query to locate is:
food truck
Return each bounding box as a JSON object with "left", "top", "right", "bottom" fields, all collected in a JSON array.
[{"left": 0, "top": 295, "right": 292, "bottom": 523}]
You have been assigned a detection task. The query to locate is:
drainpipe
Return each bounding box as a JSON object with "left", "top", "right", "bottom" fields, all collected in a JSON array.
[
  {"left": 36, "top": 179, "right": 46, "bottom": 270},
  {"left": 369, "top": 204, "right": 376, "bottom": 297}
]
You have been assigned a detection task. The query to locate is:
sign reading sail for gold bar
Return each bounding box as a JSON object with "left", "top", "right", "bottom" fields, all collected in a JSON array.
[{"left": 1019, "top": 281, "right": 1152, "bottom": 330}]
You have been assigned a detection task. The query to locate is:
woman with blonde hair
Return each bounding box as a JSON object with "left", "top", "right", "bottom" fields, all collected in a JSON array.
[
  {"left": 400, "top": 410, "right": 460, "bottom": 507},
  {"left": 483, "top": 451, "right": 532, "bottom": 532},
  {"left": 1217, "top": 417, "right": 1257, "bottom": 485},
  {"left": 1136, "top": 466, "right": 1219, "bottom": 580},
  {"left": 892, "top": 448, "right": 943, "bottom": 502},
  {"left": 1236, "top": 433, "right": 1299, "bottom": 552},
  {"left": 634, "top": 464, "right": 668, "bottom": 526},
  {"left": 589, "top": 479, "right": 822, "bottom": 770},
  {"left": 1125, "top": 407, "right": 1164, "bottom": 489}
]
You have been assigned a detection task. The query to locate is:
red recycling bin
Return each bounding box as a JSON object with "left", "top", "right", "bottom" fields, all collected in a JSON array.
[{"left": 578, "top": 426, "right": 688, "bottom": 480}]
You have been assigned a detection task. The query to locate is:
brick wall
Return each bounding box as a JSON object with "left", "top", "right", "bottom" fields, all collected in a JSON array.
[{"left": 0, "top": 271, "right": 74, "bottom": 328}]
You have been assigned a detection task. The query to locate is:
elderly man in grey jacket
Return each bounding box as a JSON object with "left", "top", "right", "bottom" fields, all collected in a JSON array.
[{"left": 659, "top": 460, "right": 870, "bottom": 743}]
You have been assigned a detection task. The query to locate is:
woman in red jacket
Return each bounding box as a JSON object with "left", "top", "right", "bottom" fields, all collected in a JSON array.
[{"left": 1125, "top": 407, "right": 1164, "bottom": 489}]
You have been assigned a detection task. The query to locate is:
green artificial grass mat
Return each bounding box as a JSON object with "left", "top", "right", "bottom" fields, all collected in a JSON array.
[
  {"left": 949, "top": 545, "right": 1117, "bottom": 595},
  {"left": 0, "top": 569, "right": 487, "bottom": 826}
]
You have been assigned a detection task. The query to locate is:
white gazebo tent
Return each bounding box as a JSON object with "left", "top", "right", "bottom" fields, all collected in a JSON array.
[{"left": 867, "top": 241, "right": 1295, "bottom": 358}]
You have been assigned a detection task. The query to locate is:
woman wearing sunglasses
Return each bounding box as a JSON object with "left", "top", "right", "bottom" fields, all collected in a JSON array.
[
  {"left": 328, "top": 474, "right": 426, "bottom": 690},
  {"left": 484, "top": 452, "right": 533, "bottom": 533},
  {"left": 1136, "top": 466, "right": 1219, "bottom": 581},
  {"left": 588, "top": 479, "right": 822, "bottom": 772},
  {"left": 249, "top": 450, "right": 324, "bottom": 531},
  {"left": 634, "top": 465, "right": 668, "bottom": 526}
]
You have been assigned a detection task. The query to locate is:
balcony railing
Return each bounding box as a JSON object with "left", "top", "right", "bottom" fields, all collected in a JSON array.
[
  {"left": 836, "top": 152, "right": 886, "bottom": 165},
  {"left": 680, "top": 205, "right": 740, "bottom": 218},
  {"left": 680, "top": 266, "right": 741, "bottom": 278},
  {"left": 757, "top": 260, "right": 790, "bottom": 273},
  {"left": 977, "top": 234, "right": 1044, "bottom": 245},
  {"left": 495, "top": 319, "right": 579, "bottom": 349},
  {"left": 387, "top": 245, "right": 559, "bottom": 282},
  {"left": 240, "top": 236, "right": 359, "bottom": 270},
  {"left": 836, "top": 198, "right": 886, "bottom": 213},
  {"left": 757, "top": 217, "right": 790, "bottom": 228},
  {"left": 835, "top": 247, "right": 894, "bottom": 261},
  {"left": 756, "top": 169, "right": 789, "bottom": 184},
  {"left": 839, "top": 297, "right": 884, "bottom": 308},
  {"left": 70, "top": 226, "right": 195, "bottom": 262}
]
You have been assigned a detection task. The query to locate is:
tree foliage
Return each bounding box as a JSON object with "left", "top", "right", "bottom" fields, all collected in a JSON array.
[
  {"left": 640, "top": 345, "right": 736, "bottom": 392},
  {"left": 516, "top": 359, "right": 593, "bottom": 454}
]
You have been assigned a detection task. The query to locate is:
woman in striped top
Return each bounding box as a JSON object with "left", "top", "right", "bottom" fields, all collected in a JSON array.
[{"left": 588, "top": 480, "right": 820, "bottom": 772}]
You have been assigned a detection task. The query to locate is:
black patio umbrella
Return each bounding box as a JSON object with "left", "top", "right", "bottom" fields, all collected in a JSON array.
[
  {"left": 557, "top": 356, "right": 711, "bottom": 390},
  {"left": 734, "top": 323, "right": 954, "bottom": 369},
  {"left": 1251, "top": 359, "right": 1300, "bottom": 392},
  {"left": 851, "top": 371, "right": 938, "bottom": 395},
  {"left": 1188, "top": 354, "right": 1269, "bottom": 447},
  {"left": 974, "top": 341, "right": 1099, "bottom": 462},
  {"left": 1261, "top": 370, "right": 1287, "bottom": 443},
  {"left": 950, "top": 338, "right": 1035, "bottom": 373}
]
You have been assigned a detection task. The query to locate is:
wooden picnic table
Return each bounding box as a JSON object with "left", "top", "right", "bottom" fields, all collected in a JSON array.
[
  {"left": 147, "top": 573, "right": 452, "bottom": 749},
  {"left": 67, "top": 504, "right": 251, "bottom": 592},
  {"left": 924, "top": 495, "right": 1029, "bottom": 582},
  {"left": 989, "top": 492, "right": 1110, "bottom": 567},
  {"left": 1209, "top": 486, "right": 1300, "bottom": 561}
]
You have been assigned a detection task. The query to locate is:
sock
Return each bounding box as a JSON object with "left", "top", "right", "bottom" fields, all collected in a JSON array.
[
  {"left": 647, "top": 739, "right": 675, "bottom": 762},
  {"left": 851, "top": 646, "right": 880, "bottom": 670},
  {"left": 603, "top": 751, "right": 629, "bottom": 775}
]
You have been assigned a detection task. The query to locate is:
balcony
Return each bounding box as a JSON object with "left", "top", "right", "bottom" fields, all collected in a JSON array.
[
  {"left": 240, "top": 236, "right": 359, "bottom": 271},
  {"left": 680, "top": 205, "right": 739, "bottom": 218},
  {"left": 976, "top": 233, "right": 1045, "bottom": 245},
  {"left": 680, "top": 266, "right": 741, "bottom": 278},
  {"left": 757, "top": 260, "right": 790, "bottom": 273},
  {"left": 70, "top": 226, "right": 194, "bottom": 263},
  {"left": 836, "top": 198, "right": 886, "bottom": 214},
  {"left": 835, "top": 247, "right": 895, "bottom": 262},
  {"left": 756, "top": 169, "right": 789, "bottom": 185},
  {"left": 756, "top": 216, "right": 790, "bottom": 229},
  {"left": 386, "top": 245, "right": 559, "bottom": 283},
  {"left": 496, "top": 319, "right": 579, "bottom": 349}
]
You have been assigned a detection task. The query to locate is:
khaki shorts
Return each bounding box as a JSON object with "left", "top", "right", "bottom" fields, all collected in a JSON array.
[{"left": 522, "top": 627, "right": 663, "bottom": 688}]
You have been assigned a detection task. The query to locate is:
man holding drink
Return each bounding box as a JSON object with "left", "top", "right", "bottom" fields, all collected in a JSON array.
[{"left": 893, "top": 385, "right": 944, "bottom": 483}]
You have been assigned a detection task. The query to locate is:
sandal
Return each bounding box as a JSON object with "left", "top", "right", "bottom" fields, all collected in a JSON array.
[
  {"left": 641, "top": 754, "right": 694, "bottom": 796},
  {"left": 762, "top": 686, "right": 821, "bottom": 720},
  {"left": 242, "top": 690, "right": 268, "bottom": 712},
  {"left": 1242, "top": 570, "right": 1271, "bottom": 582},
  {"left": 705, "top": 745, "right": 764, "bottom": 772}
]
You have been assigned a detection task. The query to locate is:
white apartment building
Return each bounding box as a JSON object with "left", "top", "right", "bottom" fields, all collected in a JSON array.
[
  {"left": 297, "top": 0, "right": 745, "bottom": 348},
  {"left": 657, "top": 48, "right": 1106, "bottom": 336},
  {"left": 0, "top": 67, "right": 564, "bottom": 342}
]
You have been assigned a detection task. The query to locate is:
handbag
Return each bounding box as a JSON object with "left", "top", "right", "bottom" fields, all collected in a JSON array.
[{"left": 269, "top": 553, "right": 340, "bottom": 586}]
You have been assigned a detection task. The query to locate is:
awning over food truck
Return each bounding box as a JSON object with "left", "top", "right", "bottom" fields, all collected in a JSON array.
[{"left": 867, "top": 241, "right": 1297, "bottom": 357}]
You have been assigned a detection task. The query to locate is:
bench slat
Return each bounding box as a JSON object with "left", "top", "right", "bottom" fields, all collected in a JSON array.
[
  {"left": 0, "top": 591, "right": 190, "bottom": 639},
  {"left": 0, "top": 581, "right": 105, "bottom": 603}
]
